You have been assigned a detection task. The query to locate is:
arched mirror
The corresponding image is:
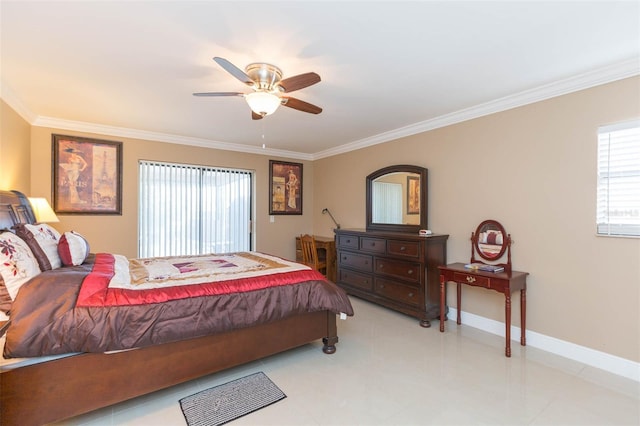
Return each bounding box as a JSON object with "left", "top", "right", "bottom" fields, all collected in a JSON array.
[
  {"left": 366, "top": 165, "right": 427, "bottom": 233},
  {"left": 470, "top": 219, "right": 512, "bottom": 271}
]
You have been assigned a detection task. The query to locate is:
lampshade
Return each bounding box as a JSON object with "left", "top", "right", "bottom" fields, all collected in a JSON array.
[
  {"left": 28, "top": 197, "right": 60, "bottom": 223},
  {"left": 245, "top": 92, "right": 281, "bottom": 116}
]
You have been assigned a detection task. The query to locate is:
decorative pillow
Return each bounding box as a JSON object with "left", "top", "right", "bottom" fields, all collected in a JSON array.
[
  {"left": 0, "top": 276, "right": 12, "bottom": 314},
  {"left": 0, "top": 232, "right": 41, "bottom": 305},
  {"left": 58, "top": 231, "right": 90, "bottom": 266},
  {"left": 14, "top": 223, "right": 62, "bottom": 271}
]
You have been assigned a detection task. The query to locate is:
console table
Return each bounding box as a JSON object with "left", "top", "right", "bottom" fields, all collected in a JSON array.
[{"left": 438, "top": 262, "right": 529, "bottom": 357}]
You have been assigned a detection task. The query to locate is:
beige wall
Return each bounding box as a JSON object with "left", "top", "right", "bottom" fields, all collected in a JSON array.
[
  {"left": 26, "top": 127, "right": 313, "bottom": 260},
  {"left": 2, "top": 77, "right": 638, "bottom": 363},
  {"left": 313, "top": 76, "right": 640, "bottom": 362},
  {"left": 0, "top": 99, "right": 31, "bottom": 193}
]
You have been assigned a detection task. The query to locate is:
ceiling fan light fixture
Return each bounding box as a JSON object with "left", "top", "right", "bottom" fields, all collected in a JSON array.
[{"left": 245, "top": 92, "right": 281, "bottom": 116}]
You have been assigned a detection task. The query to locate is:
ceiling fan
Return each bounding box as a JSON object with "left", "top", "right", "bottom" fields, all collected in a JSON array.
[{"left": 193, "top": 57, "right": 322, "bottom": 120}]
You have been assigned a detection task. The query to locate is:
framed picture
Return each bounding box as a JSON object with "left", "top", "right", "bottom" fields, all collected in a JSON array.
[
  {"left": 407, "top": 176, "right": 420, "bottom": 215},
  {"left": 52, "top": 134, "right": 123, "bottom": 215},
  {"left": 269, "top": 160, "right": 303, "bottom": 215}
]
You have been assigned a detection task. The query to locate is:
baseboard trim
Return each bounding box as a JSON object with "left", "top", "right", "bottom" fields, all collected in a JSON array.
[{"left": 447, "top": 308, "right": 640, "bottom": 382}]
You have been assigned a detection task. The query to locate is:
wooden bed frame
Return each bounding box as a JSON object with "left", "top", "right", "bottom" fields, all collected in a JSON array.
[{"left": 0, "top": 190, "right": 340, "bottom": 426}]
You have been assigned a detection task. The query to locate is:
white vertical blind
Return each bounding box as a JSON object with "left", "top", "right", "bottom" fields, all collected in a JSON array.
[
  {"left": 372, "top": 182, "right": 402, "bottom": 224},
  {"left": 597, "top": 120, "right": 640, "bottom": 237},
  {"left": 139, "top": 161, "right": 253, "bottom": 257}
]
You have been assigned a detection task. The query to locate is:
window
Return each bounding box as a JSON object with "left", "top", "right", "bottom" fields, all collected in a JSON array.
[
  {"left": 597, "top": 120, "right": 640, "bottom": 237},
  {"left": 372, "top": 181, "right": 402, "bottom": 223},
  {"left": 139, "top": 161, "right": 253, "bottom": 257}
]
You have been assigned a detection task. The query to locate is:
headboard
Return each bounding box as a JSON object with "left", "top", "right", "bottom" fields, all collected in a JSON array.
[{"left": 0, "top": 190, "right": 36, "bottom": 231}]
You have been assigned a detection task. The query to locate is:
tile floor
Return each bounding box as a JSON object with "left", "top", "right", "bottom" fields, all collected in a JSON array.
[{"left": 57, "top": 297, "right": 639, "bottom": 425}]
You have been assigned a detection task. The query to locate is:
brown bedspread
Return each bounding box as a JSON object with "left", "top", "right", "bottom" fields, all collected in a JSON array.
[{"left": 4, "top": 254, "right": 353, "bottom": 358}]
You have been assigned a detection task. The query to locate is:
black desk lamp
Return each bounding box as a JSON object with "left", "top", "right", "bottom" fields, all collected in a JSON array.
[{"left": 322, "top": 208, "right": 340, "bottom": 229}]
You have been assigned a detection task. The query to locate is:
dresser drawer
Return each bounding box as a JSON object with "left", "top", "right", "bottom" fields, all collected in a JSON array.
[
  {"left": 387, "top": 240, "right": 420, "bottom": 258},
  {"left": 338, "top": 251, "right": 373, "bottom": 272},
  {"left": 375, "top": 258, "right": 421, "bottom": 283},
  {"left": 375, "top": 278, "right": 420, "bottom": 307},
  {"left": 360, "top": 237, "right": 386, "bottom": 253},
  {"left": 337, "top": 235, "right": 359, "bottom": 249},
  {"left": 339, "top": 269, "right": 373, "bottom": 291},
  {"left": 453, "top": 272, "right": 491, "bottom": 289}
]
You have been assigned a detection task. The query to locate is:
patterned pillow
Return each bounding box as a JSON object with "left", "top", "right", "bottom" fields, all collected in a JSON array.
[
  {"left": 0, "top": 232, "right": 41, "bottom": 306},
  {"left": 14, "top": 223, "right": 62, "bottom": 271},
  {"left": 58, "top": 231, "right": 90, "bottom": 266},
  {"left": 0, "top": 275, "right": 12, "bottom": 314}
]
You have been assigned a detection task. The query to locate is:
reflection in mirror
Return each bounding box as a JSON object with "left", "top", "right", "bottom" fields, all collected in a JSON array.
[
  {"left": 371, "top": 172, "right": 421, "bottom": 225},
  {"left": 366, "top": 165, "right": 428, "bottom": 233},
  {"left": 477, "top": 222, "right": 504, "bottom": 259},
  {"left": 471, "top": 219, "right": 512, "bottom": 272}
]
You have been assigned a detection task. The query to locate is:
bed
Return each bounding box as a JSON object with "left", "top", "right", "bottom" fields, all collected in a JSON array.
[{"left": 0, "top": 190, "right": 353, "bottom": 426}]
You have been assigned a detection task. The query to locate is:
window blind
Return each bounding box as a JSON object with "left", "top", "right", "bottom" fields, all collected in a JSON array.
[
  {"left": 372, "top": 182, "right": 402, "bottom": 224},
  {"left": 139, "top": 161, "right": 253, "bottom": 257},
  {"left": 596, "top": 120, "right": 640, "bottom": 237}
]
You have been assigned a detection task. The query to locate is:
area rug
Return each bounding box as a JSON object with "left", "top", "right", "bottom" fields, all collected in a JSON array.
[{"left": 179, "top": 372, "right": 286, "bottom": 426}]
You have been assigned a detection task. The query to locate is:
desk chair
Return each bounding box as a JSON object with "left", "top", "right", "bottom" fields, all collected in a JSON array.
[{"left": 300, "top": 234, "right": 327, "bottom": 276}]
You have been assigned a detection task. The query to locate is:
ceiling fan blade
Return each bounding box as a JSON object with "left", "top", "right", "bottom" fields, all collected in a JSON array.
[
  {"left": 252, "top": 111, "right": 264, "bottom": 120},
  {"left": 213, "top": 57, "right": 254, "bottom": 86},
  {"left": 279, "top": 72, "right": 321, "bottom": 93},
  {"left": 282, "top": 97, "right": 322, "bottom": 114},
  {"left": 193, "top": 92, "right": 244, "bottom": 97}
]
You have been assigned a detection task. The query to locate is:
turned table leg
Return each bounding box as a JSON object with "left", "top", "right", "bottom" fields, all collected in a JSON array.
[
  {"left": 521, "top": 288, "right": 527, "bottom": 346},
  {"left": 456, "top": 282, "right": 462, "bottom": 325},
  {"left": 439, "top": 274, "right": 445, "bottom": 332},
  {"left": 505, "top": 292, "right": 512, "bottom": 357}
]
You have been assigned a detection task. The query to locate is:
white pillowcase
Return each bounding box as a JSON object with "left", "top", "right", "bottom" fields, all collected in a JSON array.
[
  {"left": 58, "top": 231, "right": 90, "bottom": 266},
  {"left": 0, "top": 232, "right": 41, "bottom": 300},
  {"left": 22, "top": 223, "right": 62, "bottom": 269}
]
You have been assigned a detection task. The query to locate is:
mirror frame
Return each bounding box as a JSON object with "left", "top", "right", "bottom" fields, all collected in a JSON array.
[
  {"left": 470, "top": 219, "right": 512, "bottom": 272},
  {"left": 366, "top": 164, "right": 428, "bottom": 233}
]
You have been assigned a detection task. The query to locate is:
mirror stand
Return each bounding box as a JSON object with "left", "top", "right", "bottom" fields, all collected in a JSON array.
[{"left": 470, "top": 219, "right": 512, "bottom": 272}]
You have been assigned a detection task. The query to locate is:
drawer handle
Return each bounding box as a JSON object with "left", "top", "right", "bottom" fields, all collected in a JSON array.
[
  {"left": 379, "top": 284, "right": 385, "bottom": 289},
  {"left": 407, "top": 269, "right": 413, "bottom": 275},
  {"left": 408, "top": 292, "right": 414, "bottom": 298},
  {"left": 400, "top": 246, "right": 406, "bottom": 251},
  {"left": 466, "top": 276, "right": 476, "bottom": 283},
  {"left": 378, "top": 264, "right": 383, "bottom": 269},
  {"left": 371, "top": 242, "right": 376, "bottom": 247}
]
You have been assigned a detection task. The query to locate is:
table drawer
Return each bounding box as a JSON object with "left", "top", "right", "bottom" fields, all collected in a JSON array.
[
  {"left": 375, "top": 278, "right": 420, "bottom": 307},
  {"left": 453, "top": 272, "right": 491, "bottom": 288},
  {"left": 375, "top": 258, "right": 421, "bottom": 283},
  {"left": 337, "top": 235, "right": 359, "bottom": 249},
  {"left": 338, "top": 251, "right": 373, "bottom": 272},
  {"left": 339, "top": 269, "right": 373, "bottom": 291},
  {"left": 360, "top": 237, "right": 386, "bottom": 253},
  {"left": 387, "top": 240, "right": 420, "bottom": 258}
]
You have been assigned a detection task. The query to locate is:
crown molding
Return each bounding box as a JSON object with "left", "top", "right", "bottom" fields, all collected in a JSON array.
[
  {"left": 0, "top": 81, "right": 38, "bottom": 123},
  {"left": 3, "top": 58, "right": 638, "bottom": 162},
  {"left": 30, "top": 116, "right": 314, "bottom": 161},
  {"left": 311, "top": 57, "right": 640, "bottom": 160}
]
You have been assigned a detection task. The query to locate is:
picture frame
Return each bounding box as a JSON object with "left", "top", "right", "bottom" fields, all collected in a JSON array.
[
  {"left": 269, "top": 160, "right": 303, "bottom": 215},
  {"left": 52, "top": 134, "right": 123, "bottom": 215},
  {"left": 407, "top": 175, "right": 420, "bottom": 215}
]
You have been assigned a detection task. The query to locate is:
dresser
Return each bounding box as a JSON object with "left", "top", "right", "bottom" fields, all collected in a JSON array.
[{"left": 335, "top": 228, "right": 448, "bottom": 327}]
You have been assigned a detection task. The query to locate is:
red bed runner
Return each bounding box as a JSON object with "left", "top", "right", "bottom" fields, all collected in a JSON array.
[{"left": 77, "top": 253, "right": 325, "bottom": 307}]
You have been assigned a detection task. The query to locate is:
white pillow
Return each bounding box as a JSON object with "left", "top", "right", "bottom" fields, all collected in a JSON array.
[
  {"left": 16, "top": 223, "right": 62, "bottom": 270},
  {"left": 58, "top": 231, "right": 90, "bottom": 266},
  {"left": 0, "top": 232, "right": 41, "bottom": 300}
]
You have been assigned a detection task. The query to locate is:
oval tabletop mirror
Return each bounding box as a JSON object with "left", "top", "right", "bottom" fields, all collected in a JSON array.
[
  {"left": 366, "top": 165, "right": 427, "bottom": 233},
  {"left": 471, "top": 219, "right": 512, "bottom": 271}
]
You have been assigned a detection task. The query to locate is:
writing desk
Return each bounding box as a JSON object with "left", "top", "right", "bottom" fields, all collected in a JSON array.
[
  {"left": 438, "top": 262, "right": 529, "bottom": 357},
  {"left": 295, "top": 235, "right": 336, "bottom": 282}
]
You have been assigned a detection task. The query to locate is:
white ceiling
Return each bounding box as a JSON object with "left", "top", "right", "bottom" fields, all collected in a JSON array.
[{"left": 2, "top": 1, "right": 639, "bottom": 160}]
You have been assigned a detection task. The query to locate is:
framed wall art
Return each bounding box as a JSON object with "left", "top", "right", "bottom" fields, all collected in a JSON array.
[
  {"left": 52, "top": 134, "right": 123, "bottom": 215},
  {"left": 407, "top": 175, "right": 420, "bottom": 215},
  {"left": 269, "top": 160, "right": 303, "bottom": 215}
]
